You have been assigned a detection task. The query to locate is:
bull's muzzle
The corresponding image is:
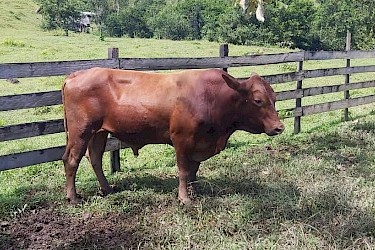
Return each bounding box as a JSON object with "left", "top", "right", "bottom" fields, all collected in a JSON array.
[{"left": 266, "top": 122, "right": 285, "bottom": 136}]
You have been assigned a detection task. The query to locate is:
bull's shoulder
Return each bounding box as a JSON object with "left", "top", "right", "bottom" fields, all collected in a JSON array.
[
  {"left": 197, "top": 68, "right": 229, "bottom": 84},
  {"left": 172, "top": 69, "right": 227, "bottom": 88},
  {"left": 63, "top": 68, "right": 112, "bottom": 94},
  {"left": 180, "top": 68, "right": 226, "bottom": 78},
  {"left": 65, "top": 67, "right": 105, "bottom": 80}
]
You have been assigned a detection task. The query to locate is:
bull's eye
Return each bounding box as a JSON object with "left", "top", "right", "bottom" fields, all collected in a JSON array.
[{"left": 254, "top": 99, "right": 263, "bottom": 106}]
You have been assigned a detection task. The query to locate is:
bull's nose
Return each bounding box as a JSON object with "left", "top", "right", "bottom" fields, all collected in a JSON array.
[
  {"left": 274, "top": 124, "right": 285, "bottom": 134},
  {"left": 267, "top": 123, "right": 285, "bottom": 136}
]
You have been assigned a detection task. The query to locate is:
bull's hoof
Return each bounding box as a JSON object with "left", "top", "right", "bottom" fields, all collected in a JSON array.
[
  {"left": 66, "top": 194, "right": 82, "bottom": 205},
  {"left": 100, "top": 185, "right": 118, "bottom": 196},
  {"left": 179, "top": 196, "right": 193, "bottom": 206}
]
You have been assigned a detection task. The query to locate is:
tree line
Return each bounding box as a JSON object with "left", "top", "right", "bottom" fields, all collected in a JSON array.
[{"left": 37, "top": 0, "right": 375, "bottom": 51}]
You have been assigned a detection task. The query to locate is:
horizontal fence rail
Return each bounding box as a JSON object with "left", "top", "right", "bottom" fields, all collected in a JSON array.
[
  {"left": 296, "top": 95, "right": 375, "bottom": 116},
  {"left": 304, "top": 50, "right": 375, "bottom": 60},
  {"left": 0, "top": 119, "right": 64, "bottom": 142},
  {"left": 0, "top": 90, "right": 61, "bottom": 111},
  {"left": 276, "top": 80, "right": 375, "bottom": 101},
  {"left": 1, "top": 45, "right": 375, "bottom": 172},
  {"left": 0, "top": 137, "right": 127, "bottom": 171},
  {"left": 2, "top": 50, "right": 375, "bottom": 80},
  {"left": 0, "top": 59, "right": 119, "bottom": 79}
]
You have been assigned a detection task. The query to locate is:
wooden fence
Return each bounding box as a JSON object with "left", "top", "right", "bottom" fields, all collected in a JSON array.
[{"left": 1, "top": 45, "right": 375, "bottom": 172}]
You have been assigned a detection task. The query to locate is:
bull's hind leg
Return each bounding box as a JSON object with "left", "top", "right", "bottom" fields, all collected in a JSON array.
[
  {"left": 86, "top": 131, "right": 114, "bottom": 195},
  {"left": 62, "top": 138, "right": 88, "bottom": 204}
]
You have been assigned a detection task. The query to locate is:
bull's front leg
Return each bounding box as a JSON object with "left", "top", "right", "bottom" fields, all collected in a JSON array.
[{"left": 176, "top": 153, "right": 200, "bottom": 205}]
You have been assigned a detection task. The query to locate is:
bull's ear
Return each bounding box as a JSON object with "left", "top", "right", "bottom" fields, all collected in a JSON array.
[
  {"left": 250, "top": 72, "right": 259, "bottom": 77},
  {"left": 222, "top": 74, "right": 243, "bottom": 92}
]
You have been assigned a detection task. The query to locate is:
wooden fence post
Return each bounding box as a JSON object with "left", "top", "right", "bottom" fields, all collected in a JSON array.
[
  {"left": 344, "top": 30, "right": 351, "bottom": 121},
  {"left": 108, "top": 48, "right": 121, "bottom": 173},
  {"left": 220, "top": 44, "right": 229, "bottom": 72},
  {"left": 294, "top": 60, "right": 304, "bottom": 134}
]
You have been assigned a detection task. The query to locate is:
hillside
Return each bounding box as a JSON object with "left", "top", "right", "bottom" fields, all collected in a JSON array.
[
  {"left": 0, "top": 0, "right": 41, "bottom": 31},
  {"left": 0, "top": 0, "right": 290, "bottom": 64}
]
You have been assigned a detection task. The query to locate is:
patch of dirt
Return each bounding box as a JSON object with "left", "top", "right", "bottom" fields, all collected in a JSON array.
[{"left": 0, "top": 207, "right": 145, "bottom": 249}]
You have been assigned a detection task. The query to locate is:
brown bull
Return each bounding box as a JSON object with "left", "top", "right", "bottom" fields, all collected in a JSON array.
[{"left": 62, "top": 68, "right": 284, "bottom": 204}]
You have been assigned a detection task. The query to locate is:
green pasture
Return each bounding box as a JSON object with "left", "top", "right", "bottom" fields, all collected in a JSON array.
[{"left": 2, "top": 0, "right": 375, "bottom": 249}]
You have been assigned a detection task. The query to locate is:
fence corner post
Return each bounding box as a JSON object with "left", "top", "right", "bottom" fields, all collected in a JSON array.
[
  {"left": 219, "top": 44, "right": 229, "bottom": 72},
  {"left": 108, "top": 47, "right": 121, "bottom": 173},
  {"left": 108, "top": 47, "right": 119, "bottom": 59},
  {"left": 344, "top": 30, "right": 351, "bottom": 121}
]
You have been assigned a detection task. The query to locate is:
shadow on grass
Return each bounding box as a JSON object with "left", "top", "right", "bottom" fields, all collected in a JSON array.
[
  {"left": 292, "top": 120, "right": 375, "bottom": 181},
  {"left": 109, "top": 172, "right": 375, "bottom": 247},
  {"left": 351, "top": 120, "right": 375, "bottom": 133},
  {"left": 2, "top": 168, "right": 375, "bottom": 248}
]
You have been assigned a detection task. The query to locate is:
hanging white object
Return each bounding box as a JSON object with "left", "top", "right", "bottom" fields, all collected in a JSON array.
[{"left": 256, "top": 0, "right": 265, "bottom": 22}]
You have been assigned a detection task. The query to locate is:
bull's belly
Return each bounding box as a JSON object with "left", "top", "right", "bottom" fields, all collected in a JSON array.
[
  {"left": 191, "top": 151, "right": 216, "bottom": 162},
  {"left": 103, "top": 110, "right": 172, "bottom": 146},
  {"left": 113, "top": 130, "right": 172, "bottom": 146},
  {"left": 191, "top": 141, "right": 220, "bottom": 162}
]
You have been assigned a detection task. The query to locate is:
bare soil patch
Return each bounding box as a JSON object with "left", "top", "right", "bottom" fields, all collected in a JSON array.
[{"left": 0, "top": 207, "right": 144, "bottom": 249}]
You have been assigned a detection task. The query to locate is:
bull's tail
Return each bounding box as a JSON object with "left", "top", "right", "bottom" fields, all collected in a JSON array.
[
  {"left": 61, "top": 70, "right": 88, "bottom": 146},
  {"left": 62, "top": 77, "right": 69, "bottom": 144}
]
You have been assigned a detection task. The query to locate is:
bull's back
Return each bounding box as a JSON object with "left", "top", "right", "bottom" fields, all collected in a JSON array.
[{"left": 63, "top": 67, "right": 226, "bottom": 124}]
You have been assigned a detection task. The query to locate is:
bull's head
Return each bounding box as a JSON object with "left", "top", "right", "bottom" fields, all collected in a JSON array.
[{"left": 222, "top": 73, "right": 284, "bottom": 136}]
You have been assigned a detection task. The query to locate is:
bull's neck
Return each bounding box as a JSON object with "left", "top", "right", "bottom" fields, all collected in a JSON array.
[{"left": 216, "top": 86, "right": 244, "bottom": 132}]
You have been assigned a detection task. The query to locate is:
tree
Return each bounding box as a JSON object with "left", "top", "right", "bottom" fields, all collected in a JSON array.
[
  {"left": 38, "top": 0, "right": 81, "bottom": 36},
  {"left": 313, "top": 0, "right": 374, "bottom": 50},
  {"left": 266, "top": 0, "right": 318, "bottom": 49},
  {"left": 148, "top": 5, "right": 191, "bottom": 40}
]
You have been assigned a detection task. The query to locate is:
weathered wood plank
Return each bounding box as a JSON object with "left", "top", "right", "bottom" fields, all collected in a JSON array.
[
  {"left": 263, "top": 72, "right": 301, "bottom": 84},
  {"left": 304, "top": 66, "right": 375, "bottom": 79},
  {"left": 0, "top": 146, "right": 65, "bottom": 171},
  {"left": 262, "top": 66, "right": 375, "bottom": 85},
  {"left": 278, "top": 95, "right": 375, "bottom": 118},
  {"left": 0, "top": 59, "right": 118, "bottom": 79},
  {"left": 303, "top": 80, "right": 375, "bottom": 97},
  {"left": 305, "top": 50, "right": 375, "bottom": 60},
  {"left": 0, "top": 90, "right": 62, "bottom": 111},
  {"left": 302, "top": 95, "right": 375, "bottom": 116},
  {"left": 0, "top": 137, "right": 127, "bottom": 171},
  {"left": 239, "top": 72, "right": 301, "bottom": 85},
  {"left": 276, "top": 90, "right": 303, "bottom": 101},
  {"left": 276, "top": 80, "right": 375, "bottom": 101},
  {"left": 119, "top": 52, "right": 305, "bottom": 70},
  {"left": 105, "top": 137, "right": 127, "bottom": 152},
  {"left": 0, "top": 119, "right": 64, "bottom": 142}
]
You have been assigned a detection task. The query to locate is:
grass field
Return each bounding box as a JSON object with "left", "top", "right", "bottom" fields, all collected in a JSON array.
[{"left": 2, "top": 0, "right": 375, "bottom": 249}]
